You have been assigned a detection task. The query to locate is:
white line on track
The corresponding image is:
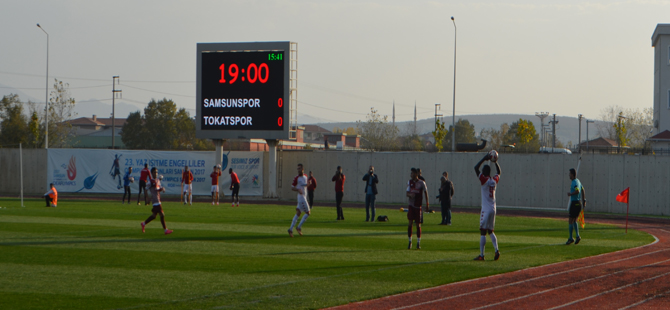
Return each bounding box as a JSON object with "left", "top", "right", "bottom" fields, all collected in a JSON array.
[
  {"left": 618, "top": 287, "right": 670, "bottom": 310},
  {"left": 389, "top": 244, "right": 668, "bottom": 310},
  {"left": 471, "top": 258, "right": 670, "bottom": 310},
  {"left": 547, "top": 270, "right": 670, "bottom": 310}
]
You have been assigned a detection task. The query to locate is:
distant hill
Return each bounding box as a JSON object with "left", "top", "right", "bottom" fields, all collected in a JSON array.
[{"left": 302, "top": 114, "right": 606, "bottom": 147}]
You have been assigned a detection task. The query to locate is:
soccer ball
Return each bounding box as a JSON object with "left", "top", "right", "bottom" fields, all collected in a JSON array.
[
  {"left": 489, "top": 150, "right": 499, "bottom": 162},
  {"left": 129, "top": 177, "right": 135, "bottom": 183},
  {"left": 158, "top": 175, "right": 164, "bottom": 180}
]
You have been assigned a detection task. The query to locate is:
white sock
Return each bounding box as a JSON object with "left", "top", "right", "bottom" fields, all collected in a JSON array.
[
  {"left": 490, "top": 233, "right": 499, "bottom": 251},
  {"left": 289, "top": 215, "right": 299, "bottom": 230},
  {"left": 189, "top": 195, "right": 192, "bottom": 204},
  {"left": 408, "top": 237, "right": 412, "bottom": 242},
  {"left": 418, "top": 238, "right": 421, "bottom": 243},
  {"left": 298, "top": 214, "right": 309, "bottom": 228},
  {"left": 184, "top": 194, "right": 187, "bottom": 203},
  {"left": 480, "top": 236, "right": 486, "bottom": 256}
]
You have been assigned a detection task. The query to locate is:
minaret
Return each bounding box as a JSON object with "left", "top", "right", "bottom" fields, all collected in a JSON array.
[
  {"left": 414, "top": 101, "right": 417, "bottom": 133},
  {"left": 392, "top": 100, "right": 396, "bottom": 127}
]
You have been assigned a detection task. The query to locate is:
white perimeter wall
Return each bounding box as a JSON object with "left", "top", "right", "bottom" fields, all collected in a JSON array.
[{"left": 277, "top": 151, "right": 670, "bottom": 216}]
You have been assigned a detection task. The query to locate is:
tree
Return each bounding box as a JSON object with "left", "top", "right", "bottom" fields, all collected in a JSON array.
[
  {"left": 42, "top": 79, "right": 77, "bottom": 148},
  {"left": 28, "top": 111, "right": 40, "bottom": 147},
  {"left": 614, "top": 111, "right": 628, "bottom": 147},
  {"left": 480, "top": 123, "right": 510, "bottom": 151},
  {"left": 500, "top": 119, "right": 540, "bottom": 152},
  {"left": 432, "top": 119, "right": 448, "bottom": 152},
  {"left": 0, "top": 94, "right": 29, "bottom": 146},
  {"left": 400, "top": 134, "right": 424, "bottom": 151},
  {"left": 443, "top": 118, "right": 476, "bottom": 151},
  {"left": 357, "top": 107, "right": 399, "bottom": 151},
  {"left": 598, "top": 105, "right": 652, "bottom": 149},
  {"left": 121, "top": 98, "right": 213, "bottom": 150}
]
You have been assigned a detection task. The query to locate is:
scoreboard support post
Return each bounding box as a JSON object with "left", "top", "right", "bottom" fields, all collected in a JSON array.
[
  {"left": 265, "top": 139, "right": 278, "bottom": 198},
  {"left": 214, "top": 139, "right": 224, "bottom": 171}
]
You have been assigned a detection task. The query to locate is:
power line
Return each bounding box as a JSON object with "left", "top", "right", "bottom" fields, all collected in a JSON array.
[
  {"left": 123, "top": 85, "right": 194, "bottom": 98},
  {"left": 0, "top": 84, "right": 109, "bottom": 90}
]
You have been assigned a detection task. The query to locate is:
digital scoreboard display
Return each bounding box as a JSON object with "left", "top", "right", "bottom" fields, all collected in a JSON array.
[{"left": 196, "top": 42, "right": 291, "bottom": 140}]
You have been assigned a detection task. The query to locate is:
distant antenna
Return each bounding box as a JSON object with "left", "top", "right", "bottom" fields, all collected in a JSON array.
[
  {"left": 414, "top": 101, "right": 417, "bottom": 134},
  {"left": 392, "top": 100, "right": 396, "bottom": 127}
]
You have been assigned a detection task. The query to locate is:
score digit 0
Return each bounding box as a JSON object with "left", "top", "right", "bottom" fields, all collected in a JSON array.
[
  {"left": 278, "top": 117, "right": 283, "bottom": 127},
  {"left": 278, "top": 98, "right": 283, "bottom": 108}
]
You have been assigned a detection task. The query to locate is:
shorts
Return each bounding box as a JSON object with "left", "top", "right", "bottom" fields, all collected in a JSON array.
[
  {"left": 231, "top": 183, "right": 240, "bottom": 195},
  {"left": 479, "top": 209, "right": 496, "bottom": 231},
  {"left": 211, "top": 185, "right": 219, "bottom": 193},
  {"left": 183, "top": 183, "right": 192, "bottom": 192},
  {"left": 297, "top": 199, "right": 311, "bottom": 213},
  {"left": 569, "top": 200, "right": 582, "bottom": 218},
  {"left": 139, "top": 180, "right": 147, "bottom": 190},
  {"left": 407, "top": 206, "right": 423, "bottom": 223},
  {"left": 151, "top": 204, "right": 164, "bottom": 214}
]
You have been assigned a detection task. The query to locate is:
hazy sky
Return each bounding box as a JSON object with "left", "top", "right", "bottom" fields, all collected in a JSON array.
[{"left": 0, "top": 0, "right": 667, "bottom": 124}]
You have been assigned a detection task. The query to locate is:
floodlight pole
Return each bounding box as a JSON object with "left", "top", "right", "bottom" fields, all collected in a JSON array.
[
  {"left": 112, "top": 76, "right": 121, "bottom": 149},
  {"left": 451, "top": 16, "right": 457, "bottom": 153},
  {"left": 37, "top": 24, "right": 49, "bottom": 149}
]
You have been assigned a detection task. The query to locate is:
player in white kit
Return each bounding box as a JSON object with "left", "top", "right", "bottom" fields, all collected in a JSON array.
[
  {"left": 473, "top": 153, "right": 501, "bottom": 261},
  {"left": 288, "top": 163, "right": 311, "bottom": 237}
]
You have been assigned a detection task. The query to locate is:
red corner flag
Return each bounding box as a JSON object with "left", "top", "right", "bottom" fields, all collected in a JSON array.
[{"left": 616, "top": 187, "right": 630, "bottom": 203}]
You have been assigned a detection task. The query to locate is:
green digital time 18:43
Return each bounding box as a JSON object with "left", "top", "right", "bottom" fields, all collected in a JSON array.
[{"left": 268, "top": 53, "right": 283, "bottom": 61}]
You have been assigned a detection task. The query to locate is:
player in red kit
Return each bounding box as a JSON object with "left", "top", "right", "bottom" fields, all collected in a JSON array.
[
  {"left": 229, "top": 168, "right": 240, "bottom": 207},
  {"left": 210, "top": 165, "right": 222, "bottom": 205},
  {"left": 140, "top": 167, "right": 173, "bottom": 235},
  {"left": 182, "top": 166, "right": 194, "bottom": 205},
  {"left": 473, "top": 153, "right": 501, "bottom": 261},
  {"left": 406, "top": 168, "right": 429, "bottom": 250},
  {"left": 137, "top": 163, "right": 152, "bottom": 205}
]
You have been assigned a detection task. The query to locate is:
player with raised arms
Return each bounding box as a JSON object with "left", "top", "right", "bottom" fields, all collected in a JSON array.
[
  {"left": 288, "top": 163, "right": 310, "bottom": 237},
  {"left": 406, "top": 167, "right": 429, "bottom": 250},
  {"left": 210, "top": 165, "right": 222, "bottom": 205},
  {"left": 140, "top": 168, "right": 173, "bottom": 235},
  {"left": 473, "top": 150, "right": 501, "bottom": 261}
]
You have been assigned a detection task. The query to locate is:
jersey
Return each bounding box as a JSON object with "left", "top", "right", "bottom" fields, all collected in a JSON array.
[
  {"left": 140, "top": 168, "right": 151, "bottom": 182},
  {"left": 570, "top": 178, "right": 583, "bottom": 201},
  {"left": 149, "top": 178, "right": 163, "bottom": 205},
  {"left": 230, "top": 172, "right": 240, "bottom": 185},
  {"left": 479, "top": 174, "right": 500, "bottom": 212},
  {"left": 123, "top": 172, "right": 132, "bottom": 187},
  {"left": 211, "top": 171, "right": 221, "bottom": 185},
  {"left": 292, "top": 174, "right": 309, "bottom": 202},
  {"left": 406, "top": 179, "right": 427, "bottom": 208},
  {"left": 182, "top": 170, "right": 194, "bottom": 184}
]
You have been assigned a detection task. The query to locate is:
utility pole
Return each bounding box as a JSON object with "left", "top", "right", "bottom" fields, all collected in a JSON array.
[
  {"left": 578, "top": 114, "right": 583, "bottom": 153},
  {"left": 434, "top": 103, "right": 442, "bottom": 130},
  {"left": 586, "top": 119, "right": 594, "bottom": 152},
  {"left": 550, "top": 114, "right": 558, "bottom": 151},
  {"left": 112, "top": 76, "right": 122, "bottom": 149},
  {"left": 414, "top": 101, "right": 417, "bottom": 135},
  {"left": 392, "top": 100, "right": 395, "bottom": 127},
  {"left": 535, "top": 112, "right": 549, "bottom": 147}
]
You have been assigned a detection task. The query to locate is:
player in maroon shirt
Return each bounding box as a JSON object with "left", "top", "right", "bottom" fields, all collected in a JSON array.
[
  {"left": 137, "top": 163, "right": 152, "bottom": 205},
  {"left": 140, "top": 167, "right": 173, "bottom": 235},
  {"left": 210, "top": 165, "right": 222, "bottom": 205},
  {"left": 332, "top": 166, "right": 346, "bottom": 220},
  {"left": 229, "top": 168, "right": 240, "bottom": 207},
  {"left": 307, "top": 171, "right": 317, "bottom": 208},
  {"left": 407, "top": 168, "right": 429, "bottom": 250}
]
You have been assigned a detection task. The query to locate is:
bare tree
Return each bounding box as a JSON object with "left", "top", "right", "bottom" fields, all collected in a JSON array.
[
  {"left": 357, "top": 107, "right": 399, "bottom": 151},
  {"left": 598, "top": 105, "right": 653, "bottom": 148}
]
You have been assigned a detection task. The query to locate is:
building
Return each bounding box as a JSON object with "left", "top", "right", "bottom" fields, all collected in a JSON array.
[
  {"left": 66, "top": 115, "right": 126, "bottom": 148},
  {"left": 301, "top": 125, "right": 331, "bottom": 143},
  {"left": 652, "top": 24, "right": 670, "bottom": 146},
  {"left": 323, "top": 133, "right": 361, "bottom": 150},
  {"left": 579, "top": 137, "right": 627, "bottom": 154},
  {"left": 648, "top": 130, "right": 670, "bottom": 151}
]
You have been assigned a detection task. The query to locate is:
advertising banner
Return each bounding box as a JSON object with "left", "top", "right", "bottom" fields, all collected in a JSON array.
[{"left": 47, "top": 149, "right": 263, "bottom": 196}]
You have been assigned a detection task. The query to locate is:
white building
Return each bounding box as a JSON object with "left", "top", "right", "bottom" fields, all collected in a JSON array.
[{"left": 650, "top": 24, "right": 670, "bottom": 150}]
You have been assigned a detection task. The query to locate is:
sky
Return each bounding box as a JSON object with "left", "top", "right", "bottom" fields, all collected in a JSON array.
[{"left": 0, "top": 0, "right": 668, "bottom": 124}]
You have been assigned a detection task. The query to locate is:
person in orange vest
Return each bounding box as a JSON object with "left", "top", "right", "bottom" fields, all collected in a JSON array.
[
  {"left": 44, "top": 183, "right": 58, "bottom": 207},
  {"left": 182, "top": 166, "right": 194, "bottom": 205}
]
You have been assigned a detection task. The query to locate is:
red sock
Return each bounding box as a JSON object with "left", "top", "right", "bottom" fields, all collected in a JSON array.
[
  {"left": 408, "top": 226, "right": 413, "bottom": 238},
  {"left": 417, "top": 226, "right": 422, "bottom": 238}
]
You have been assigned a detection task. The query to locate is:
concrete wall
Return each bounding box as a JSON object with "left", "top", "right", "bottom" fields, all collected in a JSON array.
[
  {"left": 277, "top": 151, "right": 670, "bottom": 216},
  {"left": 0, "top": 148, "right": 48, "bottom": 195}
]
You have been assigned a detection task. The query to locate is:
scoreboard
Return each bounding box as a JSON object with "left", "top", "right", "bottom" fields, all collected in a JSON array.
[{"left": 196, "top": 42, "right": 291, "bottom": 140}]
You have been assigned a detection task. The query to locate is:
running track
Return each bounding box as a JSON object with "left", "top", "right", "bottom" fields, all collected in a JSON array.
[{"left": 329, "top": 216, "right": 670, "bottom": 310}]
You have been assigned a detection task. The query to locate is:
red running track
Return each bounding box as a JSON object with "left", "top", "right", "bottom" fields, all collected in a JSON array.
[{"left": 328, "top": 218, "right": 670, "bottom": 310}]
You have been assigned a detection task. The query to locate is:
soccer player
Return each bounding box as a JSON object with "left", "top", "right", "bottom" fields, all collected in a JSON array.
[
  {"left": 122, "top": 167, "right": 133, "bottom": 204},
  {"left": 566, "top": 168, "right": 586, "bottom": 245},
  {"left": 473, "top": 153, "right": 501, "bottom": 261},
  {"left": 307, "top": 171, "right": 317, "bottom": 208},
  {"left": 140, "top": 167, "right": 173, "bottom": 235},
  {"left": 229, "top": 168, "right": 240, "bottom": 207},
  {"left": 406, "top": 168, "right": 429, "bottom": 250},
  {"left": 44, "top": 183, "right": 58, "bottom": 207},
  {"left": 138, "top": 163, "right": 152, "bottom": 205},
  {"left": 210, "top": 165, "right": 222, "bottom": 205},
  {"left": 288, "top": 163, "right": 311, "bottom": 237},
  {"left": 182, "top": 166, "right": 194, "bottom": 205},
  {"left": 332, "top": 166, "right": 346, "bottom": 220}
]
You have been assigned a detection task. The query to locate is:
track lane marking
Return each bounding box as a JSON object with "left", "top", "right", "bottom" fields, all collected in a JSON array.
[{"left": 618, "top": 287, "right": 670, "bottom": 310}]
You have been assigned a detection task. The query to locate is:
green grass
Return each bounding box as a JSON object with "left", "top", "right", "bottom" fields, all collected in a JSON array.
[{"left": 0, "top": 198, "right": 654, "bottom": 310}]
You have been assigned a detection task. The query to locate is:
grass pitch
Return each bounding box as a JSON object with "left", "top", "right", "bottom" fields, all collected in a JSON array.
[{"left": 0, "top": 198, "right": 653, "bottom": 310}]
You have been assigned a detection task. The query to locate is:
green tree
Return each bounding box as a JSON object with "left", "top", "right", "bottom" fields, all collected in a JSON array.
[
  {"left": 357, "top": 107, "right": 399, "bottom": 151},
  {"left": 614, "top": 111, "right": 628, "bottom": 147},
  {"left": 0, "top": 94, "right": 29, "bottom": 146},
  {"left": 41, "top": 79, "right": 77, "bottom": 148},
  {"left": 443, "top": 118, "right": 476, "bottom": 151},
  {"left": 480, "top": 123, "right": 510, "bottom": 151},
  {"left": 28, "top": 111, "right": 40, "bottom": 147},
  {"left": 121, "top": 98, "right": 213, "bottom": 150},
  {"left": 432, "top": 119, "right": 448, "bottom": 152}
]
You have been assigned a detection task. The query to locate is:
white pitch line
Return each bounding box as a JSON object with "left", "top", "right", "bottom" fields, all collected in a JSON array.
[
  {"left": 547, "top": 270, "right": 670, "bottom": 310},
  {"left": 471, "top": 258, "right": 670, "bottom": 310},
  {"left": 389, "top": 248, "right": 670, "bottom": 310},
  {"left": 617, "top": 287, "right": 670, "bottom": 310}
]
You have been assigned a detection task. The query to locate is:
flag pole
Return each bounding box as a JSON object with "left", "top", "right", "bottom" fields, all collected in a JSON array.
[{"left": 626, "top": 200, "right": 629, "bottom": 234}]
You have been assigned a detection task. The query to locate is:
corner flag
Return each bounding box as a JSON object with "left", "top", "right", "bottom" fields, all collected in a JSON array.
[{"left": 616, "top": 187, "right": 630, "bottom": 204}]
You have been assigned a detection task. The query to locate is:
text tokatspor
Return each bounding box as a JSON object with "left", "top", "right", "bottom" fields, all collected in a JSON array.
[
  {"left": 203, "top": 116, "right": 252, "bottom": 126},
  {"left": 203, "top": 98, "right": 260, "bottom": 108}
]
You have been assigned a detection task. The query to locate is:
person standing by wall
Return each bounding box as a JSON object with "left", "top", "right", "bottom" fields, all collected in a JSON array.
[
  {"left": 362, "top": 165, "right": 379, "bottom": 222},
  {"left": 122, "top": 167, "right": 133, "bottom": 204},
  {"left": 210, "top": 165, "right": 222, "bottom": 205},
  {"left": 566, "top": 168, "right": 586, "bottom": 245},
  {"left": 181, "top": 166, "right": 194, "bottom": 205},
  {"left": 307, "top": 171, "right": 317, "bottom": 208},
  {"left": 44, "top": 183, "right": 58, "bottom": 207},
  {"left": 230, "top": 168, "right": 240, "bottom": 207},
  {"left": 438, "top": 172, "right": 454, "bottom": 225},
  {"left": 332, "top": 166, "right": 346, "bottom": 220}
]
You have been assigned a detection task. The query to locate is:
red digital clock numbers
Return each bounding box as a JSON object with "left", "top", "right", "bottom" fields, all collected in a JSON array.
[{"left": 219, "top": 63, "right": 269, "bottom": 84}]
